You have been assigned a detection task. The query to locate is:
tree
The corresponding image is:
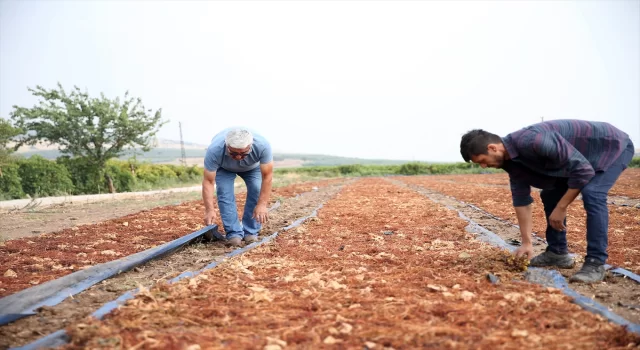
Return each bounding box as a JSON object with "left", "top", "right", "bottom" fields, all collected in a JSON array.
[
  {"left": 0, "top": 118, "right": 21, "bottom": 176},
  {"left": 10, "top": 83, "right": 167, "bottom": 192}
]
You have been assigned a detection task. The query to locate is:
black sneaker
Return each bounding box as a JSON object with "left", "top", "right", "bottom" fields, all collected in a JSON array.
[
  {"left": 530, "top": 251, "right": 575, "bottom": 269},
  {"left": 569, "top": 258, "right": 605, "bottom": 283}
]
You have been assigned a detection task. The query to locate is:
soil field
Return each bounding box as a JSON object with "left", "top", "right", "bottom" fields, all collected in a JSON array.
[
  {"left": 391, "top": 179, "right": 640, "bottom": 328},
  {"left": 0, "top": 191, "right": 202, "bottom": 241},
  {"left": 397, "top": 176, "right": 640, "bottom": 273},
  {"left": 0, "top": 183, "right": 345, "bottom": 349},
  {"left": 59, "top": 178, "right": 638, "bottom": 349},
  {"left": 0, "top": 179, "right": 343, "bottom": 298},
  {"left": 429, "top": 168, "right": 640, "bottom": 199}
]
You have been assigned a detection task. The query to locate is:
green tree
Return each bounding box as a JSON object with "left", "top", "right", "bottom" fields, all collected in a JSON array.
[
  {"left": 10, "top": 84, "right": 166, "bottom": 192},
  {"left": 0, "top": 118, "right": 22, "bottom": 176}
]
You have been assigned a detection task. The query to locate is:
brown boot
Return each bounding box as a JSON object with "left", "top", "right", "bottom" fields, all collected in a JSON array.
[
  {"left": 226, "top": 237, "right": 243, "bottom": 247},
  {"left": 243, "top": 235, "right": 259, "bottom": 244}
]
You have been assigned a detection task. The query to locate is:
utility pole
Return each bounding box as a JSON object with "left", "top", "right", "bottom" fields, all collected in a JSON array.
[
  {"left": 540, "top": 116, "right": 544, "bottom": 123},
  {"left": 179, "top": 122, "right": 187, "bottom": 167}
]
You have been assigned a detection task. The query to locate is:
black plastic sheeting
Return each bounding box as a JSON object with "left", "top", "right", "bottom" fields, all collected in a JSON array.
[
  {"left": 525, "top": 268, "right": 640, "bottom": 334},
  {"left": 2, "top": 201, "right": 284, "bottom": 332},
  {"left": 404, "top": 182, "right": 640, "bottom": 335},
  {"left": 13, "top": 201, "right": 325, "bottom": 350},
  {"left": 0, "top": 224, "right": 219, "bottom": 327}
]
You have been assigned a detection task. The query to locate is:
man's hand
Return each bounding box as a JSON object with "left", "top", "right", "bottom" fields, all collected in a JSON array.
[
  {"left": 549, "top": 206, "right": 567, "bottom": 231},
  {"left": 514, "top": 242, "right": 534, "bottom": 259},
  {"left": 253, "top": 204, "right": 268, "bottom": 224},
  {"left": 204, "top": 209, "right": 217, "bottom": 226}
]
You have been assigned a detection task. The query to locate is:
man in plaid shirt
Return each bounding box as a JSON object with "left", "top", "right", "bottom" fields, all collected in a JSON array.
[{"left": 460, "top": 120, "right": 635, "bottom": 283}]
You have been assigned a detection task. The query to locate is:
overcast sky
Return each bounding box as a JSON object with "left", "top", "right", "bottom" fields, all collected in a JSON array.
[{"left": 1, "top": 0, "right": 638, "bottom": 162}]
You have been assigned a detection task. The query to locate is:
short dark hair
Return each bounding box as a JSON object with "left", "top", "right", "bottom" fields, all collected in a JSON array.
[{"left": 460, "top": 129, "right": 503, "bottom": 162}]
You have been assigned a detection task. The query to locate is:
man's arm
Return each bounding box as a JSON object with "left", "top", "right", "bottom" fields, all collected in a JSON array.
[
  {"left": 202, "top": 169, "right": 217, "bottom": 225},
  {"left": 514, "top": 204, "right": 534, "bottom": 258},
  {"left": 549, "top": 188, "right": 580, "bottom": 231},
  {"left": 527, "top": 131, "right": 590, "bottom": 230},
  {"left": 509, "top": 176, "right": 535, "bottom": 258},
  {"left": 253, "top": 161, "right": 274, "bottom": 224}
]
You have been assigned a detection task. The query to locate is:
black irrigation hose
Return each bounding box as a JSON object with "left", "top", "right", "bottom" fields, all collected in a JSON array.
[
  {"left": 13, "top": 188, "right": 337, "bottom": 350},
  {"left": 0, "top": 225, "right": 220, "bottom": 326},
  {"left": 0, "top": 201, "right": 284, "bottom": 327}
]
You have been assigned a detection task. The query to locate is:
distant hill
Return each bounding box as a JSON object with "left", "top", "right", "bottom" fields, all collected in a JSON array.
[{"left": 10, "top": 140, "right": 410, "bottom": 168}]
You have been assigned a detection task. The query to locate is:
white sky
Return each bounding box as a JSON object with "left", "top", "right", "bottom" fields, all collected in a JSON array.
[{"left": 1, "top": 0, "right": 639, "bottom": 162}]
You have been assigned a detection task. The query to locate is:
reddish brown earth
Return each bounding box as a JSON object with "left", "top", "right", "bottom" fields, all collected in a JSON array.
[
  {"left": 62, "top": 179, "right": 638, "bottom": 349},
  {"left": 431, "top": 168, "right": 640, "bottom": 198},
  {"left": 0, "top": 180, "right": 341, "bottom": 298},
  {"left": 398, "top": 176, "right": 640, "bottom": 272},
  {"left": 609, "top": 168, "right": 640, "bottom": 198}
]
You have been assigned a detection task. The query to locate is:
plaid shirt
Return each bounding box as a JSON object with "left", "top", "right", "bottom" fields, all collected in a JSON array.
[{"left": 502, "top": 119, "right": 630, "bottom": 206}]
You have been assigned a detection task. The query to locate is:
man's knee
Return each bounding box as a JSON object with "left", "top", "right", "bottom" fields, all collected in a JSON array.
[
  {"left": 243, "top": 175, "right": 262, "bottom": 193},
  {"left": 216, "top": 181, "right": 236, "bottom": 201},
  {"left": 246, "top": 181, "right": 261, "bottom": 193}
]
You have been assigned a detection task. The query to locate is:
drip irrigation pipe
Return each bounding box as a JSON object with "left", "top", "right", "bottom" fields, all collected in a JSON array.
[
  {"left": 13, "top": 196, "right": 330, "bottom": 350},
  {"left": 0, "top": 225, "right": 219, "bottom": 326}
]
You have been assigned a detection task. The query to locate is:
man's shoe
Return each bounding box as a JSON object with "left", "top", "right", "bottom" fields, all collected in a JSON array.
[
  {"left": 530, "top": 250, "right": 575, "bottom": 269},
  {"left": 569, "top": 258, "right": 606, "bottom": 283},
  {"left": 243, "top": 235, "right": 259, "bottom": 244},
  {"left": 226, "top": 237, "right": 243, "bottom": 247}
]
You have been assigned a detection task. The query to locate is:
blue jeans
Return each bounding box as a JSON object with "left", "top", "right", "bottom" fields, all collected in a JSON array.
[
  {"left": 216, "top": 167, "right": 262, "bottom": 239},
  {"left": 541, "top": 141, "right": 635, "bottom": 264}
]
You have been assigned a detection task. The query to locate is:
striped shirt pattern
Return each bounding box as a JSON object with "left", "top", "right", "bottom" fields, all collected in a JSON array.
[{"left": 502, "top": 119, "right": 630, "bottom": 206}]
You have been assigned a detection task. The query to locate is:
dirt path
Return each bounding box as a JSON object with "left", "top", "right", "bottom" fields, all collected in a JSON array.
[
  {"left": 0, "top": 185, "right": 203, "bottom": 211},
  {"left": 0, "top": 191, "right": 203, "bottom": 241},
  {"left": 58, "top": 178, "right": 637, "bottom": 349},
  {"left": 0, "top": 184, "right": 345, "bottom": 349}
]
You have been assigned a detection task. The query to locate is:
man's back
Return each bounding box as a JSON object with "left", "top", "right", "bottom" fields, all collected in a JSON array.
[{"left": 504, "top": 119, "right": 630, "bottom": 172}]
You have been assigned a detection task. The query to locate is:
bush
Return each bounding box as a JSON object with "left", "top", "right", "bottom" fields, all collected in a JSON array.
[
  {"left": 120, "top": 160, "right": 202, "bottom": 191},
  {"left": 18, "top": 155, "right": 74, "bottom": 197},
  {"left": 57, "top": 156, "right": 101, "bottom": 194},
  {"left": 57, "top": 157, "right": 136, "bottom": 194},
  {"left": 630, "top": 157, "right": 640, "bottom": 168},
  {"left": 135, "top": 164, "right": 178, "bottom": 184},
  {"left": 105, "top": 160, "right": 136, "bottom": 192},
  {"left": 276, "top": 162, "right": 496, "bottom": 177},
  {"left": 0, "top": 161, "right": 25, "bottom": 199},
  {"left": 397, "top": 162, "right": 427, "bottom": 175}
]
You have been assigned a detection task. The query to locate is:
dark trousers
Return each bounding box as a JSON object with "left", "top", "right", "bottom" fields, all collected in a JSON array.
[{"left": 541, "top": 141, "right": 635, "bottom": 264}]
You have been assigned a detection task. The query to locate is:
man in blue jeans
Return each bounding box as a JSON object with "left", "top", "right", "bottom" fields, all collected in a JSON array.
[
  {"left": 459, "top": 120, "right": 634, "bottom": 283},
  {"left": 202, "top": 127, "right": 273, "bottom": 247}
]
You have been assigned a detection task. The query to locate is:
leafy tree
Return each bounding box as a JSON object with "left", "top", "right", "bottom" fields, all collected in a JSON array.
[
  {"left": 10, "top": 83, "right": 166, "bottom": 192},
  {"left": 0, "top": 118, "right": 21, "bottom": 176}
]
